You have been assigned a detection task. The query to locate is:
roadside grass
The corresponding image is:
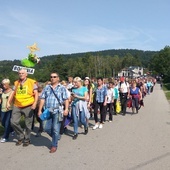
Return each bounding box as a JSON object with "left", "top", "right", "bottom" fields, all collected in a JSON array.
[
  {"left": 163, "top": 83, "right": 170, "bottom": 91},
  {"left": 165, "top": 92, "right": 170, "bottom": 100},
  {"left": 163, "top": 83, "right": 170, "bottom": 100}
]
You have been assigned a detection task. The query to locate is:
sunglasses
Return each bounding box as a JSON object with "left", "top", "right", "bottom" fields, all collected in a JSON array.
[
  {"left": 20, "top": 84, "right": 23, "bottom": 90},
  {"left": 50, "top": 76, "right": 58, "bottom": 78}
]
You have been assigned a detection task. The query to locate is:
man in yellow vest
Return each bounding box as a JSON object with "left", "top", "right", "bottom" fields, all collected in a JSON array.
[{"left": 7, "top": 69, "right": 38, "bottom": 146}]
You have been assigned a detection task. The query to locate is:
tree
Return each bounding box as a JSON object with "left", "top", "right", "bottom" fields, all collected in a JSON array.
[{"left": 150, "top": 46, "right": 170, "bottom": 82}]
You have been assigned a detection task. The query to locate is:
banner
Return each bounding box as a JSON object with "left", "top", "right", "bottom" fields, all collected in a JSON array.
[{"left": 12, "top": 65, "right": 35, "bottom": 74}]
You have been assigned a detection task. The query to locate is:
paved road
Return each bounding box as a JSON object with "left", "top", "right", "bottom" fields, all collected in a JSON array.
[{"left": 1, "top": 84, "right": 170, "bottom": 170}]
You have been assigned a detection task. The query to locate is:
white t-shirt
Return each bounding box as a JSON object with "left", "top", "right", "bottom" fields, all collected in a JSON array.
[
  {"left": 67, "top": 83, "right": 74, "bottom": 90},
  {"left": 119, "top": 82, "right": 129, "bottom": 93},
  {"left": 107, "top": 88, "right": 114, "bottom": 103}
]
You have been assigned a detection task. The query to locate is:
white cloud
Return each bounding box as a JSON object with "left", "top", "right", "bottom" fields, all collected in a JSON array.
[
  {"left": 0, "top": 10, "right": 163, "bottom": 61},
  {"left": 49, "top": 25, "right": 156, "bottom": 51}
]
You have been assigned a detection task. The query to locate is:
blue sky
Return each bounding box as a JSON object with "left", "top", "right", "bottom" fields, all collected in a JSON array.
[{"left": 0, "top": 0, "right": 170, "bottom": 61}]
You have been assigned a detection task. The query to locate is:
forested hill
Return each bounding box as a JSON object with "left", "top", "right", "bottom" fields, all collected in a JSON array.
[
  {"left": 0, "top": 48, "right": 158, "bottom": 83},
  {"left": 43, "top": 48, "right": 157, "bottom": 61}
]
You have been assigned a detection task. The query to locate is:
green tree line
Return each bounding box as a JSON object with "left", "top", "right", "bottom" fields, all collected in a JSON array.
[
  {"left": 150, "top": 46, "right": 170, "bottom": 82},
  {"left": 0, "top": 47, "right": 169, "bottom": 83}
]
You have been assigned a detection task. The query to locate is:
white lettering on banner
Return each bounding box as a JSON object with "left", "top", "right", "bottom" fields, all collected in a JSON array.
[{"left": 12, "top": 65, "right": 35, "bottom": 74}]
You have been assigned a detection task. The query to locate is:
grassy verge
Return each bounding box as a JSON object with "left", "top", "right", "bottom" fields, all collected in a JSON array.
[
  {"left": 165, "top": 92, "right": 170, "bottom": 100},
  {"left": 163, "top": 83, "right": 170, "bottom": 100},
  {"left": 163, "top": 83, "right": 170, "bottom": 91}
]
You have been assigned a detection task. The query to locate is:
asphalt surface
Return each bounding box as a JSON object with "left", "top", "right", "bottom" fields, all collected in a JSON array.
[{"left": 1, "top": 83, "right": 170, "bottom": 170}]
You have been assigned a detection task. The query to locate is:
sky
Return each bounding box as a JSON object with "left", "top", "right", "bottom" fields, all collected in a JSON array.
[{"left": 0, "top": 0, "right": 170, "bottom": 61}]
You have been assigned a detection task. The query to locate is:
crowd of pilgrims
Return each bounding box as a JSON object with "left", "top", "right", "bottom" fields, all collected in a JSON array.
[{"left": 0, "top": 75, "right": 156, "bottom": 143}]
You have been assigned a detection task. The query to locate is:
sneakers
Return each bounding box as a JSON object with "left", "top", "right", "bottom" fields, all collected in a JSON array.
[
  {"left": 73, "top": 134, "right": 78, "bottom": 140},
  {"left": 108, "top": 120, "right": 112, "bottom": 122},
  {"left": 23, "top": 140, "right": 30, "bottom": 147},
  {"left": 84, "top": 127, "right": 88, "bottom": 135},
  {"left": 16, "top": 139, "right": 30, "bottom": 146},
  {"left": 93, "top": 123, "right": 103, "bottom": 129},
  {"left": 16, "top": 139, "right": 23, "bottom": 146},
  {"left": 99, "top": 124, "right": 103, "bottom": 129},
  {"left": 0, "top": 138, "right": 8, "bottom": 143},
  {"left": 122, "top": 113, "right": 126, "bottom": 116},
  {"left": 92, "top": 124, "right": 99, "bottom": 130}
]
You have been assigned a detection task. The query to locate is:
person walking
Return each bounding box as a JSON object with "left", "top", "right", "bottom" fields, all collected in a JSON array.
[
  {"left": 38, "top": 72, "right": 69, "bottom": 153},
  {"left": 106, "top": 82, "right": 114, "bottom": 122},
  {"left": 146, "top": 78, "right": 153, "bottom": 95},
  {"left": 92, "top": 77, "right": 107, "bottom": 130},
  {"left": 71, "top": 77, "right": 89, "bottom": 140},
  {"left": 7, "top": 69, "right": 38, "bottom": 146},
  {"left": 33, "top": 84, "right": 44, "bottom": 137},
  {"left": 0, "top": 79, "right": 13, "bottom": 143},
  {"left": 83, "top": 77, "right": 92, "bottom": 119},
  {"left": 113, "top": 82, "right": 119, "bottom": 115},
  {"left": 118, "top": 77, "right": 130, "bottom": 116},
  {"left": 129, "top": 81, "right": 142, "bottom": 114}
]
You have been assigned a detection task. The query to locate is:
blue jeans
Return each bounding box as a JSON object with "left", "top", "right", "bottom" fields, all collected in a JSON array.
[
  {"left": 147, "top": 86, "right": 151, "bottom": 94},
  {"left": 1, "top": 110, "right": 13, "bottom": 139},
  {"left": 72, "top": 105, "right": 87, "bottom": 134},
  {"left": 43, "top": 113, "right": 61, "bottom": 147}
]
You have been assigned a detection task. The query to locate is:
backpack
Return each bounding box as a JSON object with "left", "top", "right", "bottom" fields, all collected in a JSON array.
[{"left": 119, "top": 81, "right": 128, "bottom": 87}]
